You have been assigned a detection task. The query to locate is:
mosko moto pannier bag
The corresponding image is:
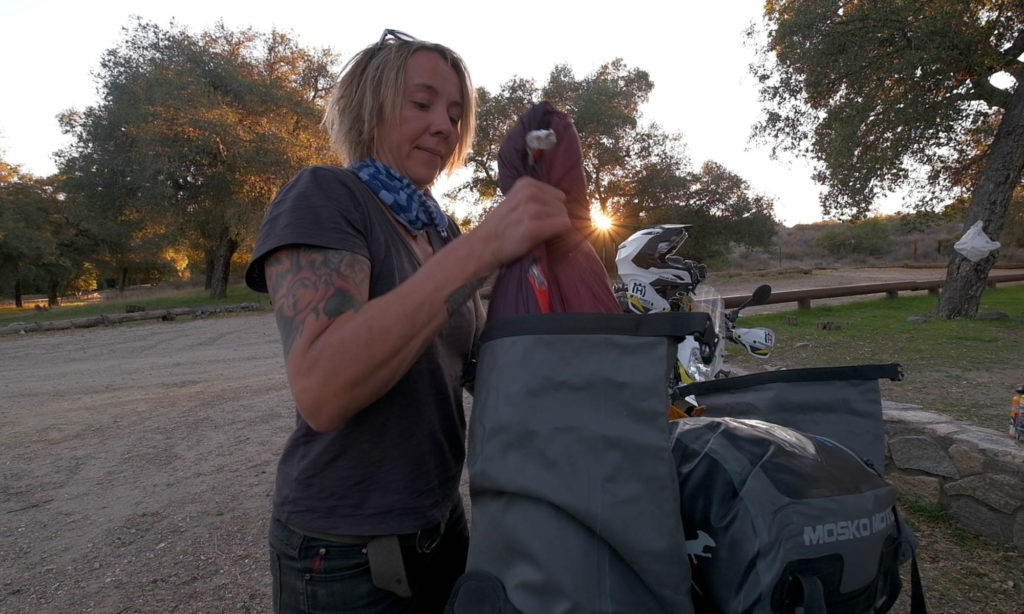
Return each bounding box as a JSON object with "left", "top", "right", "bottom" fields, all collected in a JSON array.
[{"left": 670, "top": 417, "right": 921, "bottom": 613}]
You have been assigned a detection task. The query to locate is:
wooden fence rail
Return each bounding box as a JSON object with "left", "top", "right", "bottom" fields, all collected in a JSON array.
[{"left": 723, "top": 272, "right": 1024, "bottom": 310}]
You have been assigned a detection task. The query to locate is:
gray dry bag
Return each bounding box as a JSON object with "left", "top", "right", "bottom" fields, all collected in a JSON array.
[{"left": 448, "top": 311, "right": 713, "bottom": 614}]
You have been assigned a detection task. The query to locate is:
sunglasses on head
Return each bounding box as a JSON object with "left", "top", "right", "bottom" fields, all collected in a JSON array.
[{"left": 375, "top": 28, "right": 418, "bottom": 53}]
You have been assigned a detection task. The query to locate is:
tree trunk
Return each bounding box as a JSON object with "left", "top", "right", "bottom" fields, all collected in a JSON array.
[
  {"left": 939, "top": 77, "right": 1024, "bottom": 318},
  {"left": 208, "top": 232, "right": 238, "bottom": 300},
  {"left": 204, "top": 251, "right": 214, "bottom": 291},
  {"left": 939, "top": 251, "right": 998, "bottom": 318},
  {"left": 14, "top": 276, "right": 23, "bottom": 309},
  {"left": 47, "top": 278, "right": 60, "bottom": 307}
]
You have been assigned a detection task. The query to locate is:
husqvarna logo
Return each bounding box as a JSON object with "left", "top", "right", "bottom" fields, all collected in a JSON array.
[{"left": 803, "top": 509, "right": 894, "bottom": 545}]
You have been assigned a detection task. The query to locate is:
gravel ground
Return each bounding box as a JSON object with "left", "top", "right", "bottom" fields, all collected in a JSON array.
[
  {"left": 1, "top": 313, "right": 288, "bottom": 612},
  {"left": 0, "top": 267, "right": 958, "bottom": 612}
]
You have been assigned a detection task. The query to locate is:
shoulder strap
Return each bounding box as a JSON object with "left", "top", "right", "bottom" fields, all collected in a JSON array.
[
  {"left": 893, "top": 507, "right": 929, "bottom": 614},
  {"left": 787, "top": 574, "right": 828, "bottom": 614},
  {"left": 444, "top": 571, "right": 522, "bottom": 613},
  {"left": 908, "top": 550, "right": 928, "bottom": 613}
]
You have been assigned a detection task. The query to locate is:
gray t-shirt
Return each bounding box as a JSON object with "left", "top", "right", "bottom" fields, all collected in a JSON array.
[{"left": 245, "top": 164, "right": 476, "bottom": 535}]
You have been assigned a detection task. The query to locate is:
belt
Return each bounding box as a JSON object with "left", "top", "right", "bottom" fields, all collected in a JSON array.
[
  {"left": 289, "top": 519, "right": 445, "bottom": 551},
  {"left": 288, "top": 525, "right": 374, "bottom": 545}
]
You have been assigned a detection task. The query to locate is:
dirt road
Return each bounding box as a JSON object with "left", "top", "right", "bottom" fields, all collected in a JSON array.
[
  {"left": 1, "top": 313, "right": 288, "bottom": 612},
  {"left": 0, "top": 266, "right": 970, "bottom": 612}
]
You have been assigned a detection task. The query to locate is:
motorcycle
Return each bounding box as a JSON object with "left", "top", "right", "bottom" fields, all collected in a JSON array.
[{"left": 612, "top": 224, "right": 775, "bottom": 394}]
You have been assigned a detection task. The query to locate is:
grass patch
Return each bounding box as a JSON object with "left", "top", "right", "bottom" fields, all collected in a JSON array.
[
  {"left": 900, "top": 499, "right": 952, "bottom": 525},
  {"left": 899, "top": 499, "right": 982, "bottom": 544},
  {"left": 0, "top": 283, "right": 268, "bottom": 328},
  {"left": 727, "top": 285, "right": 1024, "bottom": 431},
  {"left": 894, "top": 498, "right": 1024, "bottom": 612}
]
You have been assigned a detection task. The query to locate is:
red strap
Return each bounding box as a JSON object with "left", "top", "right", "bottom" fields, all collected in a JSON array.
[{"left": 527, "top": 263, "right": 551, "bottom": 313}]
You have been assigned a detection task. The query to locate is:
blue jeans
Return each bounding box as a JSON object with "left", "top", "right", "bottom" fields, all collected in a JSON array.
[{"left": 269, "top": 504, "right": 469, "bottom": 614}]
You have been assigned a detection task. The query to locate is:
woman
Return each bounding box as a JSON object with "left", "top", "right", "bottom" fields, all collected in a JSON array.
[{"left": 243, "top": 29, "right": 569, "bottom": 613}]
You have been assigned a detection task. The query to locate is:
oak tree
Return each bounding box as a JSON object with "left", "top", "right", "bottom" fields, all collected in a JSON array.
[
  {"left": 58, "top": 19, "right": 335, "bottom": 298},
  {"left": 752, "top": 0, "right": 1024, "bottom": 317},
  {"left": 0, "top": 169, "right": 85, "bottom": 306}
]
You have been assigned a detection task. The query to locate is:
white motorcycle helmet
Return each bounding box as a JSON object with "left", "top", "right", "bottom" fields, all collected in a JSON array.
[{"left": 615, "top": 224, "right": 708, "bottom": 313}]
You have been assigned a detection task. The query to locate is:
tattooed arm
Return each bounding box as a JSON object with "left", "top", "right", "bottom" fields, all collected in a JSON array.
[
  {"left": 265, "top": 244, "right": 402, "bottom": 431},
  {"left": 265, "top": 244, "right": 492, "bottom": 431},
  {"left": 263, "top": 242, "right": 482, "bottom": 431},
  {"left": 265, "top": 247, "right": 370, "bottom": 360},
  {"left": 264, "top": 177, "right": 571, "bottom": 431}
]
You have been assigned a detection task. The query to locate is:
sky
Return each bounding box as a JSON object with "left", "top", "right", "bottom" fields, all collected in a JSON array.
[{"left": 0, "top": 0, "right": 878, "bottom": 227}]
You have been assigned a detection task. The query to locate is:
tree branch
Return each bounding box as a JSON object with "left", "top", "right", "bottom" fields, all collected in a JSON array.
[
  {"left": 1004, "top": 56, "right": 1024, "bottom": 83},
  {"left": 971, "top": 76, "right": 1012, "bottom": 108},
  {"left": 1001, "top": 30, "right": 1024, "bottom": 67}
]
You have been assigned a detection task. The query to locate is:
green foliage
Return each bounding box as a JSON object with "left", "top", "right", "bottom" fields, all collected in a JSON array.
[
  {"left": 540, "top": 60, "right": 660, "bottom": 219},
  {"left": 638, "top": 161, "right": 777, "bottom": 261},
  {"left": 900, "top": 499, "right": 954, "bottom": 525},
  {"left": 1003, "top": 189, "right": 1024, "bottom": 248},
  {"left": 57, "top": 18, "right": 336, "bottom": 298},
  {"left": 0, "top": 179, "right": 54, "bottom": 283},
  {"left": 752, "top": 0, "right": 1024, "bottom": 219},
  {"left": 813, "top": 217, "right": 893, "bottom": 258},
  {"left": 447, "top": 78, "right": 540, "bottom": 210},
  {"left": 458, "top": 60, "right": 778, "bottom": 259},
  {"left": 893, "top": 208, "right": 961, "bottom": 233},
  {"left": 0, "top": 150, "right": 20, "bottom": 183},
  {"left": 0, "top": 166, "right": 95, "bottom": 304}
]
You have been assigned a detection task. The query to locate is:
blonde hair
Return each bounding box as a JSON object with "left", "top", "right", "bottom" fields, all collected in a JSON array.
[{"left": 322, "top": 36, "right": 476, "bottom": 179}]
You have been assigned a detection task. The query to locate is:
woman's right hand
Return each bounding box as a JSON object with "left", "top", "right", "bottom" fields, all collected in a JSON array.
[{"left": 475, "top": 177, "right": 571, "bottom": 268}]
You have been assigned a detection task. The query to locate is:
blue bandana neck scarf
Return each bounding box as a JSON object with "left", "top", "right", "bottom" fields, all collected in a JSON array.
[{"left": 351, "top": 158, "right": 449, "bottom": 239}]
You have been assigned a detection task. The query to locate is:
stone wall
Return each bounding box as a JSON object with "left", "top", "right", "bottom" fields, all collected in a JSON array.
[{"left": 883, "top": 402, "right": 1024, "bottom": 552}]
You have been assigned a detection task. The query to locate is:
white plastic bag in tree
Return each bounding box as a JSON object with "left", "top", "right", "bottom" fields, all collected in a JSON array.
[{"left": 954, "top": 220, "right": 1001, "bottom": 262}]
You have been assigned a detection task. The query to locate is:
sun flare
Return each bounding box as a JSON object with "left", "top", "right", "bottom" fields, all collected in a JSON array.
[{"left": 590, "top": 205, "right": 614, "bottom": 231}]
